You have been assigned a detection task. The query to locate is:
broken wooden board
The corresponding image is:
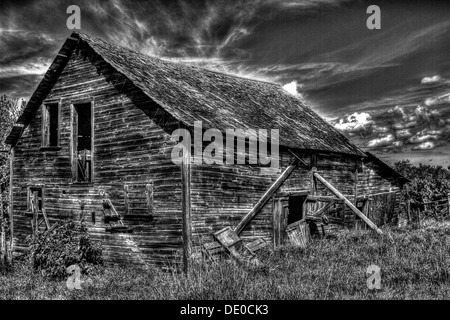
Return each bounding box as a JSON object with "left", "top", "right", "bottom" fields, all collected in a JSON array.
[
  {"left": 202, "top": 241, "right": 226, "bottom": 262},
  {"left": 286, "top": 220, "right": 310, "bottom": 248},
  {"left": 214, "top": 227, "right": 260, "bottom": 266},
  {"left": 247, "top": 238, "right": 269, "bottom": 253}
]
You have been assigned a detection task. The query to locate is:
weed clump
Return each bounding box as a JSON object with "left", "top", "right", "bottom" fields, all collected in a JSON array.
[{"left": 27, "top": 219, "right": 103, "bottom": 280}]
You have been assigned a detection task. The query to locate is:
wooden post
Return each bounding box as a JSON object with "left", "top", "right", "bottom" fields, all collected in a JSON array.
[
  {"left": 354, "top": 161, "right": 359, "bottom": 205},
  {"left": 32, "top": 192, "right": 38, "bottom": 233},
  {"left": 181, "top": 145, "right": 192, "bottom": 273},
  {"left": 416, "top": 208, "right": 421, "bottom": 228},
  {"left": 362, "top": 199, "right": 369, "bottom": 230},
  {"left": 146, "top": 182, "right": 154, "bottom": 215},
  {"left": 406, "top": 199, "right": 411, "bottom": 224},
  {"left": 314, "top": 172, "right": 383, "bottom": 235},
  {"left": 272, "top": 197, "right": 277, "bottom": 247},
  {"left": 124, "top": 185, "right": 129, "bottom": 214},
  {"left": 8, "top": 148, "right": 13, "bottom": 264},
  {"left": 1, "top": 192, "right": 5, "bottom": 265},
  {"left": 234, "top": 158, "right": 299, "bottom": 235},
  {"left": 310, "top": 153, "right": 317, "bottom": 213},
  {"left": 447, "top": 193, "right": 450, "bottom": 217}
]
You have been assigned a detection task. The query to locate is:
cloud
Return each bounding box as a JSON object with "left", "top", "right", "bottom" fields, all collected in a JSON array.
[
  {"left": 409, "top": 134, "right": 439, "bottom": 144},
  {"left": 409, "top": 128, "right": 442, "bottom": 143},
  {"left": 334, "top": 112, "right": 374, "bottom": 136},
  {"left": 366, "top": 134, "right": 395, "bottom": 148},
  {"left": 424, "top": 93, "right": 450, "bottom": 106},
  {"left": 412, "top": 141, "right": 436, "bottom": 150},
  {"left": 395, "top": 129, "right": 413, "bottom": 139},
  {"left": 334, "top": 102, "right": 450, "bottom": 153},
  {"left": 282, "top": 80, "right": 304, "bottom": 98},
  {"left": 421, "top": 75, "right": 442, "bottom": 84},
  {"left": 0, "top": 58, "right": 50, "bottom": 77},
  {"left": 0, "top": 29, "right": 57, "bottom": 97}
]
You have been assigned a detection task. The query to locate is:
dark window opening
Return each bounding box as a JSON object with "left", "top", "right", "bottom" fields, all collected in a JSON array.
[
  {"left": 287, "top": 195, "right": 307, "bottom": 225},
  {"left": 74, "top": 103, "right": 93, "bottom": 182},
  {"left": 42, "top": 103, "right": 59, "bottom": 147}
]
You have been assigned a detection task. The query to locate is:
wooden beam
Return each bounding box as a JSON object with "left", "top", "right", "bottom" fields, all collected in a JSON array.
[
  {"left": 288, "top": 149, "right": 309, "bottom": 166},
  {"left": 310, "top": 153, "right": 317, "bottom": 213},
  {"left": 313, "top": 172, "right": 383, "bottom": 235},
  {"left": 234, "top": 158, "right": 299, "bottom": 235},
  {"left": 448, "top": 193, "right": 450, "bottom": 217},
  {"left": 106, "top": 199, "right": 119, "bottom": 216},
  {"left": 309, "top": 202, "right": 333, "bottom": 217},
  {"left": 32, "top": 192, "right": 38, "bottom": 234},
  {"left": 124, "top": 185, "right": 129, "bottom": 214},
  {"left": 274, "top": 191, "right": 309, "bottom": 198},
  {"left": 354, "top": 160, "right": 359, "bottom": 205},
  {"left": 90, "top": 100, "right": 95, "bottom": 182},
  {"left": 146, "top": 182, "right": 154, "bottom": 214},
  {"left": 307, "top": 195, "right": 344, "bottom": 204},
  {"left": 181, "top": 145, "right": 192, "bottom": 273},
  {"left": 41, "top": 209, "right": 51, "bottom": 230},
  {"left": 1, "top": 192, "right": 5, "bottom": 264}
]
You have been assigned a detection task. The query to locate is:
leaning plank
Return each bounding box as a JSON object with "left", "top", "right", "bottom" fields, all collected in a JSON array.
[
  {"left": 313, "top": 172, "right": 383, "bottom": 235},
  {"left": 41, "top": 209, "right": 51, "bottom": 230},
  {"left": 286, "top": 220, "right": 310, "bottom": 248},
  {"left": 214, "top": 227, "right": 260, "bottom": 266},
  {"left": 234, "top": 158, "right": 299, "bottom": 235}
]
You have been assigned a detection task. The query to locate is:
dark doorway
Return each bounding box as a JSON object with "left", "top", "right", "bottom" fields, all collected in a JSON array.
[{"left": 287, "top": 195, "right": 307, "bottom": 225}]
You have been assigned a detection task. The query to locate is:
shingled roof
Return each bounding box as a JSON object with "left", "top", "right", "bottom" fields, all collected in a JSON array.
[{"left": 5, "top": 32, "right": 365, "bottom": 157}]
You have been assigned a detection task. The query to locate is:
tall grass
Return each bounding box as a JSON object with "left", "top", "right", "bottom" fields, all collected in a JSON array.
[{"left": 2, "top": 223, "right": 450, "bottom": 300}]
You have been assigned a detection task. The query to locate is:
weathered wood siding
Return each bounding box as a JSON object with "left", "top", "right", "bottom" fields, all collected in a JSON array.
[
  {"left": 190, "top": 150, "right": 401, "bottom": 248},
  {"left": 12, "top": 50, "right": 183, "bottom": 266}
]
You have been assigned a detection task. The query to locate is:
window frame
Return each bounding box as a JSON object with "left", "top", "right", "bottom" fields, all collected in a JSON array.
[
  {"left": 41, "top": 100, "right": 61, "bottom": 149},
  {"left": 70, "top": 98, "right": 95, "bottom": 183},
  {"left": 124, "top": 182, "right": 154, "bottom": 217},
  {"left": 26, "top": 185, "right": 45, "bottom": 213}
]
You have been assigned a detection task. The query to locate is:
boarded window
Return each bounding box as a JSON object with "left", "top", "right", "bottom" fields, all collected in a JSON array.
[
  {"left": 27, "top": 187, "right": 44, "bottom": 212},
  {"left": 124, "top": 183, "right": 153, "bottom": 215},
  {"left": 42, "top": 103, "right": 60, "bottom": 147}
]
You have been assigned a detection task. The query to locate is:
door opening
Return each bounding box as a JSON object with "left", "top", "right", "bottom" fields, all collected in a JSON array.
[{"left": 287, "top": 195, "right": 307, "bottom": 225}]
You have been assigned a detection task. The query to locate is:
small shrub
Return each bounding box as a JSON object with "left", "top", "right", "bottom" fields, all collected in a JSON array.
[{"left": 27, "top": 219, "right": 103, "bottom": 280}]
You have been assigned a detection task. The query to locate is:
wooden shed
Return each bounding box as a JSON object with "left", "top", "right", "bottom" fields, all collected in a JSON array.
[{"left": 4, "top": 32, "right": 408, "bottom": 268}]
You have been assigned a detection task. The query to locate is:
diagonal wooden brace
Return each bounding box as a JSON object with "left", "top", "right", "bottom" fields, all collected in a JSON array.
[
  {"left": 234, "top": 158, "right": 299, "bottom": 235},
  {"left": 313, "top": 172, "right": 383, "bottom": 235}
]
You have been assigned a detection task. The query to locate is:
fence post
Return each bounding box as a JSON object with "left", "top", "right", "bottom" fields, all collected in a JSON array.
[
  {"left": 416, "top": 208, "right": 421, "bottom": 228},
  {"left": 448, "top": 193, "right": 450, "bottom": 217},
  {"left": 0, "top": 193, "right": 5, "bottom": 265},
  {"left": 406, "top": 199, "right": 411, "bottom": 225}
]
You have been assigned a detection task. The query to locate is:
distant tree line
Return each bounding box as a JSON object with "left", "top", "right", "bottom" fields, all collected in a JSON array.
[
  {"left": 394, "top": 159, "right": 450, "bottom": 219},
  {"left": 1, "top": 95, "right": 25, "bottom": 212}
]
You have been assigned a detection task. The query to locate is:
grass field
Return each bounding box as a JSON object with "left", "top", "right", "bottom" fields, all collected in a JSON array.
[{"left": 1, "top": 221, "right": 450, "bottom": 300}]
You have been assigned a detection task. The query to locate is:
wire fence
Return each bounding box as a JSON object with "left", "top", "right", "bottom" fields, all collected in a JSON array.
[{"left": 405, "top": 193, "right": 450, "bottom": 226}]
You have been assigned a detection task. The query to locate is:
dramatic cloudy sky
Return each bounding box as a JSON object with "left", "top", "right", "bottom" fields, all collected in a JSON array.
[{"left": 1, "top": 0, "right": 450, "bottom": 165}]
